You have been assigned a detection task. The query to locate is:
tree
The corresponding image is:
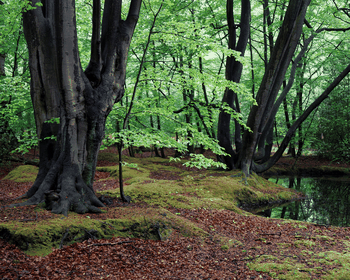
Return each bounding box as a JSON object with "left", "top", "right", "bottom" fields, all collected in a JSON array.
[
  {"left": 313, "top": 60, "right": 350, "bottom": 162},
  {"left": 13, "top": 0, "right": 142, "bottom": 216},
  {"left": 217, "top": 0, "right": 350, "bottom": 176},
  {"left": 103, "top": 0, "right": 231, "bottom": 168},
  {"left": 217, "top": 0, "right": 250, "bottom": 170},
  {"left": 0, "top": 1, "right": 34, "bottom": 161},
  {"left": 239, "top": 0, "right": 311, "bottom": 176}
]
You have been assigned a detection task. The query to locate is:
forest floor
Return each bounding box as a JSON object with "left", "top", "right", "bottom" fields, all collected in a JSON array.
[{"left": 0, "top": 148, "right": 350, "bottom": 279}]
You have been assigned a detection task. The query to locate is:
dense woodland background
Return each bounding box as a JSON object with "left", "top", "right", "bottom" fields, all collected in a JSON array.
[{"left": 1, "top": 0, "right": 350, "bottom": 169}]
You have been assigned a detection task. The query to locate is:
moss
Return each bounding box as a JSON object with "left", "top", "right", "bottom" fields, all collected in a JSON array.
[
  {"left": 319, "top": 251, "right": 350, "bottom": 279},
  {"left": 97, "top": 171, "right": 294, "bottom": 213},
  {"left": 3, "top": 165, "right": 38, "bottom": 182},
  {"left": 6, "top": 160, "right": 301, "bottom": 214},
  {"left": 300, "top": 250, "right": 314, "bottom": 256},
  {"left": 0, "top": 207, "right": 209, "bottom": 256},
  {"left": 248, "top": 247, "right": 350, "bottom": 280},
  {"left": 97, "top": 152, "right": 119, "bottom": 163},
  {"left": 317, "top": 235, "right": 334, "bottom": 241},
  {"left": 247, "top": 255, "right": 311, "bottom": 279},
  {"left": 213, "top": 235, "right": 243, "bottom": 249},
  {"left": 0, "top": 215, "right": 111, "bottom": 256},
  {"left": 277, "top": 243, "right": 291, "bottom": 248},
  {"left": 1, "top": 158, "right": 303, "bottom": 258},
  {"left": 221, "top": 244, "right": 229, "bottom": 250},
  {"left": 97, "top": 165, "right": 151, "bottom": 182},
  {"left": 294, "top": 240, "right": 316, "bottom": 248}
]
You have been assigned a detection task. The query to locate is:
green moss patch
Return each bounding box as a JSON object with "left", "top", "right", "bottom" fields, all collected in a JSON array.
[
  {"left": 2, "top": 165, "right": 38, "bottom": 182},
  {"left": 0, "top": 156, "right": 303, "bottom": 260},
  {"left": 0, "top": 207, "right": 208, "bottom": 256},
  {"left": 96, "top": 165, "right": 297, "bottom": 212},
  {"left": 247, "top": 257, "right": 311, "bottom": 280},
  {"left": 247, "top": 244, "right": 350, "bottom": 280}
]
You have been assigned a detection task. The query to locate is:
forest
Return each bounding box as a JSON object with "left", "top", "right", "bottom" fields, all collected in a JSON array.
[
  {"left": 1, "top": 0, "right": 350, "bottom": 278},
  {"left": 1, "top": 0, "right": 350, "bottom": 176}
]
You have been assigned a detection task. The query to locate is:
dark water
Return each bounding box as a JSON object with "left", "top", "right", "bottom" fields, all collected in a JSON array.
[{"left": 262, "top": 176, "right": 350, "bottom": 227}]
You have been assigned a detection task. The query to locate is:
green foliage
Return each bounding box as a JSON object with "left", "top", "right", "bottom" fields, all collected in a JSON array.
[
  {"left": 1, "top": 0, "right": 349, "bottom": 171},
  {"left": 45, "top": 117, "right": 60, "bottom": 124},
  {"left": 12, "top": 130, "right": 38, "bottom": 155},
  {"left": 0, "top": 1, "right": 36, "bottom": 159},
  {"left": 102, "top": 0, "right": 250, "bottom": 169},
  {"left": 75, "top": 0, "right": 93, "bottom": 68},
  {"left": 180, "top": 154, "right": 227, "bottom": 169},
  {"left": 0, "top": 1, "right": 37, "bottom": 54},
  {"left": 312, "top": 72, "right": 350, "bottom": 162},
  {"left": 0, "top": 76, "right": 34, "bottom": 158}
]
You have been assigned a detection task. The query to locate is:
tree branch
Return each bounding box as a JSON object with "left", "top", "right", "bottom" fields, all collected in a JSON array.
[
  {"left": 91, "top": 0, "right": 101, "bottom": 64},
  {"left": 254, "top": 63, "right": 350, "bottom": 173},
  {"left": 123, "top": 1, "right": 163, "bottom": 130},
  {"left": 101, "top": 0, "right": 122, "bottom": 72},
  {"left": 259, "top": 19, "right": 350, "bottom": 153},
  {"left": 84, "top": 0, "right": 102, "bottom": 86},
  {"left": 126, "top": 0, "right": 142, "bottom": 27}
]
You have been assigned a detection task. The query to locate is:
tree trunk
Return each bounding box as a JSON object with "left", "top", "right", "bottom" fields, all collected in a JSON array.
[
  {"left": 0, "top": 53, "right": 5, "bottom": 76},
  {"left": 217, "top": 0, "right": 250, "bottom": 170},
  {"left": 238, "top": 0, "right": 310, "bottom": 176},
  {"left": 16, "top": 0, "right": 141, "bottom": 216},
  {"left": 253, "top": 62, "right": 350, "bottom": 173}
]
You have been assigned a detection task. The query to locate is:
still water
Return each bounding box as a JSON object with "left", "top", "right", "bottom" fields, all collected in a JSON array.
[{"left": 263, "top": 177, "right": 350, "bottom": 227}]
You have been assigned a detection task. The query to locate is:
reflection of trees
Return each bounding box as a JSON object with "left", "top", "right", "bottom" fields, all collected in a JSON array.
[
  {"left": 311, "top": 179, "right": 350, "bottom": 226},
  {"left": 270, "top": 177, "right": 350, "bottom": 226}
]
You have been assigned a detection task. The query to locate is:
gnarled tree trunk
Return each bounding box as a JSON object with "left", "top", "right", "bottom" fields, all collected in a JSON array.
[{"left": 17, "top": 0, "right": 141, "bottom": 216}]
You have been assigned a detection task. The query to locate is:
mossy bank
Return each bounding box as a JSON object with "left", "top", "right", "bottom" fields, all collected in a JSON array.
[{"left": 1, "top": 153, "right": 301, "bottom": 256}]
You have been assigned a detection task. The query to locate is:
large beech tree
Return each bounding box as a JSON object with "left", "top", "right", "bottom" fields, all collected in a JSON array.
[
  {"left": 218, "top": 0, "right": 350, "bottom": 176},
  {"left": 16, "top": 0, "right": 142, "bottom": 216}
]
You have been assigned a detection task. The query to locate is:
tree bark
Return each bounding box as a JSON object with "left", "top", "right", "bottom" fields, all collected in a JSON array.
[
  {"left": 0, "top": 53, "right": 5, "bottom": 76},
  {"left": 16, "top": 0, "right": 141, "bottom": 216},
  {"left": 238, "top": 0, "right": 310, "bottom": 176},
  {"left": 217, "top": 0, "right": 250, "bottom": 170}
]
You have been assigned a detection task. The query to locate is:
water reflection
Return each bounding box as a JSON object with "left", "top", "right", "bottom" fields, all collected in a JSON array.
[{"left": 265, "top": 177, "right": 350, "bottom": 227}]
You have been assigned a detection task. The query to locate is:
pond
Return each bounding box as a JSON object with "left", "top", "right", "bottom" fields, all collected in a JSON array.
[{"left": 258, "top": 176, "right": 350, "bottom": 227}]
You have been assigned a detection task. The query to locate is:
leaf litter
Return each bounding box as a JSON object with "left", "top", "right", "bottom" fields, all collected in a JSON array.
[{"left": 0, "top": 150, "right": 350, "bottom": 279}]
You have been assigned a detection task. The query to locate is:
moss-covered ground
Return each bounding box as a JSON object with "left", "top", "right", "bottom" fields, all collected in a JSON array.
[{"left": 1, "top": 151, "right": 350, "bottom": 279}]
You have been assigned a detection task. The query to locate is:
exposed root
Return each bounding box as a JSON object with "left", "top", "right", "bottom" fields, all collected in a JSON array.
[{"left": 9, "top": 165, "right": 105, "bottom": 216}]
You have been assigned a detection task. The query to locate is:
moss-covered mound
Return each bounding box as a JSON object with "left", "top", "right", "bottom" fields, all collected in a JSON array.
[
  {"left": 3, "top": 165, "right": 39, "bottom": 183},
  {"left": 0, "top": 207, "right": 208, "bottom": 256},
  {"left": 0, "top": 154, "right": 302, "bottom": 256}
]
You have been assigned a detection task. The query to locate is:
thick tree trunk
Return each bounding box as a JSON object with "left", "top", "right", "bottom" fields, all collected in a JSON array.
[
  {"left": 15, "top": 0, "right": 141, "bottom": 216},
  {"left": 238, "top": 0, "right": 310, "bottom": 176}
]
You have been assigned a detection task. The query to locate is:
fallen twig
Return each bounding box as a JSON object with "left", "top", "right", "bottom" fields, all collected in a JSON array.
[{"left": 260, "top": 232, "right": 281, "bottom": 236}]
